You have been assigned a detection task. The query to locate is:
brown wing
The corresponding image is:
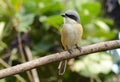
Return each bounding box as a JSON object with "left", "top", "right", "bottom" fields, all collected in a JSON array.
[
  {"left": 61, "top": 25, "right": 68, "bottom": 50},
  {"left": 75, "top": 24, "right": 83, "bottom": 40}
]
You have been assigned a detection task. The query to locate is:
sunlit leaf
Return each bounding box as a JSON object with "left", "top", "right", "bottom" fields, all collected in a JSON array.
[
  {"left": 82, "top": 2, "right": 101, "bottom": 17},
  {"left": 23, "top": 0, "right": 38, "bottom": 13},
  {"left": 0, "top": 78, "right": 6, "bottom": 82},
  {"left": 11, "top": 0, "right": 22, "bottom": 12},
  {"left": 73, "top": 53, "right": 113, "bottom": 78},
  {"left": 39, "top": 2, "right": 64, "bottom": 15},
  {"left": 17, "top": 14, "right": 35, "bottom": 32},
  {"left": 98, "top": 18, "right": 114, "bottom": 25},
  {"left": 80, "top": 13, "right": 92, "bottom": 24},
  {"left": 0, "top": 40, "right": 7, "bottom": 51},
  {"left": 45, "top": 15, "right": 63, "bottom": 28},
  {"left": 0, "top": 0, "right": 7, "bottom": 15},
  {"left": 118, "top": 0, "right": 120, "bottom": 5},
  {"left": 95, "top": 20, "right": 110, "bottom": 32},
  {"left": 0, "top": 22, "right": 5, "bottom": 39}
]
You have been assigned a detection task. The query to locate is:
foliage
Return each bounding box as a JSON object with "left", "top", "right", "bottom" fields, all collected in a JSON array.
[
  {"left": 0, "top": 0, "right": 119, "bottom": 82},
  {"left": 73, "top": 53, "right": 113, "bottom": 78}
]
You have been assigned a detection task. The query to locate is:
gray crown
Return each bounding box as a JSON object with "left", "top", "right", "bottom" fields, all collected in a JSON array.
[{"left": 65, "top": 10, "right": 80, "bottom": 23}]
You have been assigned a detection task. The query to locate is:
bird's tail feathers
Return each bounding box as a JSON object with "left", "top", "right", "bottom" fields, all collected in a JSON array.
[{"left": 58, "top": 60, "right": 67, "bottom": 75}]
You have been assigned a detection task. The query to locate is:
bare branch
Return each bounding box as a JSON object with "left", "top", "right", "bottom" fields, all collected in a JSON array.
[
  {"left": 0, "top": 58, "right": 27, "bottom": 82},
  {"left": 0, "top": 40, "right": 120, "bottom": 79}
]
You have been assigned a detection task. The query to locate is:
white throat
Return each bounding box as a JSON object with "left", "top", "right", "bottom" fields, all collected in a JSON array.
[{"left": 64, "top": 17, "right": 76, "bottom": 24}]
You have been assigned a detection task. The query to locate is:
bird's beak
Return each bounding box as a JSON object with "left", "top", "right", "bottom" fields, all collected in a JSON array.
[{"left": 61, "top": 13, "right": 66, "bottom": 17}]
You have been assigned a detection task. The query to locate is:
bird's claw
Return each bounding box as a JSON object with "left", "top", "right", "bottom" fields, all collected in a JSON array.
[
  {"left": 75, "top": 44, "right": 82, "bottom": 51},
  {"left": 68, "top": 49, "right": 73, "bottom": 54}
]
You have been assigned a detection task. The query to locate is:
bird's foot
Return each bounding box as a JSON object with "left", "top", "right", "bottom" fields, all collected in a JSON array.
[
  {"left": 66, "top": 45, "right": 73, "bottom": 54},
  {"left": 67, "top": 49, "right": 73, "bottom": 54},
  {"left": 75, "top": 44, "right": 82, "bottom": 51}
]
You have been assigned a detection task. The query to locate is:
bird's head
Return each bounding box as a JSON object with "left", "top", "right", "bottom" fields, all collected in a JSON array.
[{"left": 61, "top": 10, "right": 80, "bottom": 23}]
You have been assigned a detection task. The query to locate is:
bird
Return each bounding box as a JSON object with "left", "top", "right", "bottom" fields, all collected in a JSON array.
[{"left": 58, "top": 10, "right": 83, "bottom": 75}]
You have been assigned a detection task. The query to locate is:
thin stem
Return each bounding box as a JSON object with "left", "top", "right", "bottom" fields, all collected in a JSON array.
[
  {"left": 3, "top": 0, "right": 34, "bottom": 81},
  {"left": 90, "top": 77, "right": 94, "bottom": 82},
  {"left": 25, "top": 46, "right": 40, "bottom": 82}
]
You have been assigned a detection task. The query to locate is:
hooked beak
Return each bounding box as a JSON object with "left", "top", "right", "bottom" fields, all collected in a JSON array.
[{"left": 61, "top": 13, "right": 66, "bottom": 17}]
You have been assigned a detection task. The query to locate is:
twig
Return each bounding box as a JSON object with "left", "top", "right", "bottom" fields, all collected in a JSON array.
[
  {"left": 90, "top": 77, "right": 94, "bottom": 82},
  {"left": 17, "top": 33, "right": 34, "bottom": 82},
  {"left": 17, "top": 33, "right": 26, "bottom": 62},
  {"left": 12, "top": 19, "right": 34, "bottom": 82},
  {"left": 0, "top": 40, "right": 120, "bottom": 79},
  {"left": 95, "top": 77, "right": 102, "bottom": 82},
  {"left": 3, "top": 0, "right": 33, "bottom": 81},
  {"left": 13, "top": 20, "right": 33, "bottom": 82},
  {"left": 25, "top": 46, "right": 40, "bottom": 82}
]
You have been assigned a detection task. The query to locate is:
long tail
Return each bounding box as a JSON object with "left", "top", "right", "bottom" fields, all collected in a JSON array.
[{"left": 58, "top": 60, "right": 67, "bottom": 75}]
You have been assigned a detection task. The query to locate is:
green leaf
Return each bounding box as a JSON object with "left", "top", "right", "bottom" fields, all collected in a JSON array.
[
  {"left": 17, "top": 14, "right": 35, "bottom": 32},
  {"left": 0, "top": 40, "right": 7, "bottom": 51},
  {"left": 0, "top": 1, "right": 6, "bottom": 15},
  {"left": 39, "top": 2, "right": 64, "bottom": 15},
  {"left": 10, "top": 0, "right": 22, "bottom": 12},
  {"left": 80, "top": 13, "right": 92, "bottom": 24},
  {"left": 118, "top": 0, "right": 120, "bottom": 5},
  {"left": 23, "top": 0, "right": 38, "bottom": 13},
  {"left": 0, "top": 22, "right": 5, "bottom": 39},
  {"left": 95, "top": 20, "right": 110, "bottom": 32},
  {"left": 73, "top": 53, "right": 113, "bottom": 78},
  {"left": 98, "top": 18, "right": 114, "bottom": 25},
  {"left": 0, "top": 78, "right": 6, "bottom": 82},
  {"left": 45, "top": 15, "right": 63, "bottom": 28},
  {"left": 82, "top": 2, "right": 101, "bottom": 17},
  {"left": 94, "top": 20, "right": 117, "bottom": 40}
]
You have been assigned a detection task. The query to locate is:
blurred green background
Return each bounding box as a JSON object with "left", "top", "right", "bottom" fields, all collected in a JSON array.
[{"left": 0, "top": 0, "right": 120, "bottom": 82}]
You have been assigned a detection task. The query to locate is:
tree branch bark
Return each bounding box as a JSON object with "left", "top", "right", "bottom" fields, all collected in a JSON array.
[{"left": 0, "top": 40, "right": 120, "bottom": 79}]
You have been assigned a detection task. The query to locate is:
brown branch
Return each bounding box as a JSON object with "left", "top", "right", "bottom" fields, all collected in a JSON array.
[
  {"left": 12, "top": 19, "right": 33, "bottom": 82},
  {"left": 0, "top": 40, "right": 120, "bottom": 79},
  {"left": 0, "top": 58, "right": 26, "bottom": 82},
  {"left": 12, "top": 19, "right": 34, "bottom": 81}
]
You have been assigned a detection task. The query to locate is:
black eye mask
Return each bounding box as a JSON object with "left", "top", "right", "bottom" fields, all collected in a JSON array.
[{"left": 65, "top": 14, "right": 79, "bottom": 23}]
